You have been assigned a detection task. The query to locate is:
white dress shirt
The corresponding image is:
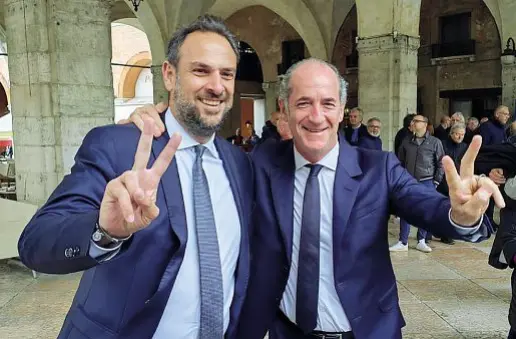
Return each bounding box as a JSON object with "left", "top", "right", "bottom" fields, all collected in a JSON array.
[
  {"left": 279, "top": 141, "right": 482, "bottom": 332},
  {"left": 280, "top": 141, "right": 352, "bottom": 332},
  {"left": 90, "top": 109, "right": 241, "bottom": 338}
]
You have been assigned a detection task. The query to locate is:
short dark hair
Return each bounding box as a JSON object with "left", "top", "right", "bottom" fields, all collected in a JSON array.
[{"left": 166, "top": 15, "right": 240, "bottom": 67}]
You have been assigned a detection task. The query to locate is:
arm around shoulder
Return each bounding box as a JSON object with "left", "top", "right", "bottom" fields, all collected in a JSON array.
[{"left": 18, "top": 126, "right": 122, "bottom": 274}]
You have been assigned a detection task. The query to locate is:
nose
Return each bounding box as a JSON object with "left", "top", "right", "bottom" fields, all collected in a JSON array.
[
  {"left": 205, "top": 72, "right": 225, "bottom": 97},
  {"left": 308, "top": 104, "right": 325, "bottom": 121}
]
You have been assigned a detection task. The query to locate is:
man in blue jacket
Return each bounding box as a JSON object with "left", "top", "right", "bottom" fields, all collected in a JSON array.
[
  {"left": 126, "top": 58, "right": 504, "bottom": 339},
  {"left": 17, "top": 15, "right": 254, "bottom": 339}
]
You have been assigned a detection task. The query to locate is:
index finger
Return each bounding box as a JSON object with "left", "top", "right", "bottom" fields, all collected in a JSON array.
[
  {"left": 459, "top": 135, "right": 482, "bottom": 179},
  {"left": 151, "top": 132, "right": 182, "bottom": 178},
  {"left": 132, "top": 117, "right": 155, "bottom": 170},
  {"left": 443, "top": 155, "right": 461, "bottom": 190}
]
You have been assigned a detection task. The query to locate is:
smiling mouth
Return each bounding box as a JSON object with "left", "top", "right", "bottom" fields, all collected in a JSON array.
[
  {"left": 302, "top": 126, "right": 329, "bottom": 133},
  {"left": 200, "top": 98, "right": 223, "bottom": 107}
]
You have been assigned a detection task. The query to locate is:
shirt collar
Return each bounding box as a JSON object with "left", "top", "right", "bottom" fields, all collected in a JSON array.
[
  {"left": 164, "top": 108, "right": 218, "bottom": 158},
  {"left": 293, "top": 140, "right": 339, "bottom": 172}
]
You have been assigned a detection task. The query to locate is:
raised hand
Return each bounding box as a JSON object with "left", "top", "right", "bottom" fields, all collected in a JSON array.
[
  {"left": 117, "top": 102, "right": 167, "bottom": 138},
  {"left": 99, "top": 116, "right": 182, "bottom": 238},
  {"left": 443, "top": 135, "right": 505, "bottom": 226}
]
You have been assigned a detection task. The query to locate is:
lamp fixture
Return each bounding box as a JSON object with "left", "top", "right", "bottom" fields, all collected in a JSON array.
[
  {"left": 501, "top": 37, "right": 516, "bottom": 65},
  {"left": 130, "top": 0, "right": 143, "bottom": 12}
]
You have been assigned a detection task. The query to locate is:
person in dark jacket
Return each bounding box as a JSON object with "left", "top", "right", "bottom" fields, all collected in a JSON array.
[
  {"left": 480, "top": 133, "right": 516, "bottom": 339},
  {"left": 390, "top": 114, "right": 445, "bottom": 253},
  {"left": 463, "top": 117, "right": 480, "bottom": 144},
  {"left": 261, "top": 112, "right": 281, "bottom": 142},
  {"left": 479, "top": 105, "right": 511, "bottom": 231},
  {"left": 437, "top": 123, "right": 468, "bottom": 244},
  {"left": 434, "top": 115, "right": 451, "bottom": 141},
  {"left": 358, "top": 117, "right": 382, "bottom": 150},
  {"left": 479, "top": 105, "right": 510, "bottom": 146},
  {"left": 343, "top": 107, "right": 368, "bottom": 146},
  {"left": 394, "top": 113, "right": 416, "bottom": 155}
]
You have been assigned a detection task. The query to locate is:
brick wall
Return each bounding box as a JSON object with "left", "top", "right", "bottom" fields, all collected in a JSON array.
[{"left": 332, "top": 0, "right": 501, "bottom": 124}]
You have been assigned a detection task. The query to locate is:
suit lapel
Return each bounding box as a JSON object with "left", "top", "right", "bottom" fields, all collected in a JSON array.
[
  {"left": 270, "top": 140, "right": 296, "bottom": 262},
  {"left": 333, "top": 135, "right": 362, "bottom": 250},
  {"left": 151, "top": 115, "right": 188, "bottom": 267}
]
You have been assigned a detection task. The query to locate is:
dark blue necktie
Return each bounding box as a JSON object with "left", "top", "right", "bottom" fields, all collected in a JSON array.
[
  {"left": 296, "top": 164, "right": 323, "bottom": 334},
  {"left": 192, "top": 145, "right": 224, "bottom": 339}
]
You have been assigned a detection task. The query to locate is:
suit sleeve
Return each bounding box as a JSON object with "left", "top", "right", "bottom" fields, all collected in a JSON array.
[
  {"left": 433, "top": 139, "right": 445, "bottom": 184},
  {"left": 18, "top": 127, "right": 123, "bottom": 274},
  {"left": 386, "top": 153, "right": 491, "bottom": 242}
]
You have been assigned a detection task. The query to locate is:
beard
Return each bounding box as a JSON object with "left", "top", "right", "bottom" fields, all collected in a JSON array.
[{"left": 173, "top": 75, "right": 232, "bottom": 139}]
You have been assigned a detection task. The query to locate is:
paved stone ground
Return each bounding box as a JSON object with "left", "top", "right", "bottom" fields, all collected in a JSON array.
[{"left": 0, "top": 220, "right": 512, "bottom": 338}]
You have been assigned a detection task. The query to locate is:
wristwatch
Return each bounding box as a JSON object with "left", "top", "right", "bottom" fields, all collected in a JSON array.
[{"left": 92, "top": 222, "right": 132, "bottom": 250}]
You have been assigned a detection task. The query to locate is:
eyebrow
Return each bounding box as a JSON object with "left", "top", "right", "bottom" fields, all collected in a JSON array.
[{"left": 190, "top": 61, "right": 236, "bottom": 73}]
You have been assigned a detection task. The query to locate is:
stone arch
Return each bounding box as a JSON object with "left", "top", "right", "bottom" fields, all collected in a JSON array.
[
  {"left": 483, "top": 0, "right": 503, "bottom": 44},
  {"left": 224, "top": 5, "right": 303, "bottom": 82},
  {"left": 118, "top": 52, "right": 152, "bottom": 99},
  {"left": 207, "top": 0, "right": 328, "bottom": 60},
  {"left": 113, "top": 0, "right": 166, "bottom": 62},
  {"left": 237, "top": 41, "right": 264, "bottom": 83}
]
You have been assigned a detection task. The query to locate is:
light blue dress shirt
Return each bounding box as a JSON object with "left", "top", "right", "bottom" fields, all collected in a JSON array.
[
  {"left": 89, "top": 109, "right": 241, "bottom": 338},
  {"left": 280, "top": 141, "right": 481, "bottom": 332}
]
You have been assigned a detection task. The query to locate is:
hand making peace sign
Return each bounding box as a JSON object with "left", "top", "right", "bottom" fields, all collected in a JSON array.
[
  {"left": 99, "top": 116, "right": 182, "bottom": 238},
  {"left": 444, "top": 135, "right": 505, "bottom": 226}
]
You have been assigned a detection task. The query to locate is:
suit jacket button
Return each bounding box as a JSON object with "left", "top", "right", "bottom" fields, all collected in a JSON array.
[{"left": 64, "top": 248, "right": 73, "bottom": 258}]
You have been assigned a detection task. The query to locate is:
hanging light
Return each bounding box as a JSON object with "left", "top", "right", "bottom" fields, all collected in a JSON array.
[
  {"left": 501, "top": 37, "right": 516, "bottom": 65},
  {"left": 130, "top": 0, "right": 143, "bottom": 11}
]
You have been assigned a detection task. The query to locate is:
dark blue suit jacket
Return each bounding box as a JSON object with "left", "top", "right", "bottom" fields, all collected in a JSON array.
[
  {"left": 18, "top": 123, "right": 254, "bottom": 339},
  {"left": 238, "top": 137, "right": 491, "bottom": 339}
]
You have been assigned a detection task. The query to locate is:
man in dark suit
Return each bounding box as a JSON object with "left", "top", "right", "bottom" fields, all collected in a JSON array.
[
  {"left": 123, "top": 60, "right": 504, "bottom": 338},
  {"left": 17, "top": 15, "right": 253, "bottom": 339},
  {"left": 343, "top": 107, "right": 368, "bottom": 146},
  {"left": 237, "top": 59, "right": 502, "bottom": 339}
]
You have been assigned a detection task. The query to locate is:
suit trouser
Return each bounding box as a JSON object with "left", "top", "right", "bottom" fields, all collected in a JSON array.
[{"left": 399, "top": 180, "right": 434, "bottom": 244}]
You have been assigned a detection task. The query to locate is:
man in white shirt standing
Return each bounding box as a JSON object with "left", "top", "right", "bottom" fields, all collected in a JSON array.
[{"left": 18, "top": 15, "right": 253, "bottom": 339}]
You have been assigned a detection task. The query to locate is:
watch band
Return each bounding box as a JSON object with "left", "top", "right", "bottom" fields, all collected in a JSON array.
[{"left": 92, "top": 222, "right": 132, "bottom": 249}]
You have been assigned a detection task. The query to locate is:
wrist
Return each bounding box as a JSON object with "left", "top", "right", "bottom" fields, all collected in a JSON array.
[
  {"left": 92, "top": 222, "right": 132, "bottom": 249},
  {"left": 450, "top": 209, "right": 476, "bottom": 227}
]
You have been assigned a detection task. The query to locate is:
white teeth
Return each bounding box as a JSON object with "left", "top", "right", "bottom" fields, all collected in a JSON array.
[{"left": 201, "top": 99, "right": 221, "bottom": 106}]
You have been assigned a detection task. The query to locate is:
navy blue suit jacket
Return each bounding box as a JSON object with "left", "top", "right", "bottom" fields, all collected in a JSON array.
[
  {"left": 18, "top": 123, "right": 254, "bottom": 339},
  {"left": 238, "top": 137, "right": 491, "bottom": 339}
]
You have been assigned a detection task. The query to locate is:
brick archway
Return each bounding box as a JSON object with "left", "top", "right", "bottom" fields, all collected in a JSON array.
[{"left": 118, "top": 52, "right": 152, "bottom": 100}]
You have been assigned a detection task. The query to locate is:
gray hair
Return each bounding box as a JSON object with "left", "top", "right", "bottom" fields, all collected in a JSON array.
[
  {"left": 166, "top": 15, "right": 240, "bottom": 67},
  {"left": 449, "top": 123, "right": 466, "bottom": 135},
  {"left": 277, "top": 58, "right": 348, "bottom": 111},
  {"left": 451, "top": 112, "right": 465, "bottom": 123},
  {"left": 467, "top": 117, "right": 479, "bottom": 124},
  {"left": 367, "top": 117, "right": 381, "bottom": 125}
]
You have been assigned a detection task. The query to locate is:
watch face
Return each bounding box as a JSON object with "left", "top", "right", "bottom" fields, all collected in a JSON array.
[{"left": 92, "top": 230, "right": 103, "bottom": 242}]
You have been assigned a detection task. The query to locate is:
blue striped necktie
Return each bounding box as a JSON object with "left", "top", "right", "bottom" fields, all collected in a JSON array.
[{"left": 192, "top": 145, "right": 224, "bottom": 338}]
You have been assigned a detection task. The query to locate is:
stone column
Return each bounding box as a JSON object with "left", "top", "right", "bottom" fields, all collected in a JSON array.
[
  {"left": 5, "top": 0, "right": 114, "bottom": 205},
  {"left": 262, "top": 81, "right": 278, "bottom": 118},
  {"left": 501, "top": 62, "right": 516, "bottom": 114},
  {"left": 151, "top": 64, "right": 168, "bottom": 104},
  {"left": 357, "top": 34, "right": 419, "bottom": 151}
]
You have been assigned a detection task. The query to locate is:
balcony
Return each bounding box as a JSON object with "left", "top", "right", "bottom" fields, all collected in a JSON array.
[{"left": 431, "top": 39, "right": 476, "bottom": 58}]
